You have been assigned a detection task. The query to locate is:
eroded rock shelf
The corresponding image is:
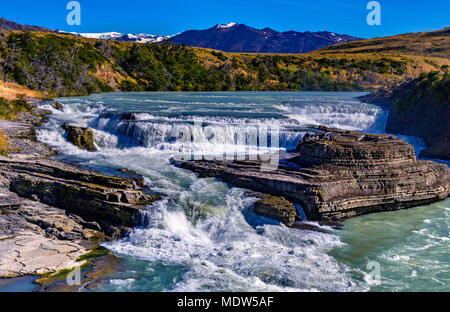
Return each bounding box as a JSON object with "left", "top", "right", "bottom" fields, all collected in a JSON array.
[
  {"left": 0, "top": 109, "right": 160, "bottom": 279},
  {"left": 175, "top": 126, "right": 449, "bottom": 222}
]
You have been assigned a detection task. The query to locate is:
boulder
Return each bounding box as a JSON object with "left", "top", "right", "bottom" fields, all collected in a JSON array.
[
  {"left": 253, "top": 194, "right": 297, "bottom": 226},
  {"left": 51, "top": 101, "right": 63, "bottom": 111},
  {"left": 62, "top": 123, "right": 97, "bottom": 152}
]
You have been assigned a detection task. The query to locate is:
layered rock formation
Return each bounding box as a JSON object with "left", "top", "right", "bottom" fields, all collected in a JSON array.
[
  {"left": 175, "top": 126, "right": 449, "bottom": 221},
  {"left": 0, "top": 106, "right": 160, "bottom": 278},
  {"left": 0, "top": 158, "right": 159, "bottom": 237}
]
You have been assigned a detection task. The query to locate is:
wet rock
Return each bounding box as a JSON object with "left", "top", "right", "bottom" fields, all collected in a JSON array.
[
  {"left": 50, "top": 101, "right": 63, "bottom": 111},
  {"left": 253, "top": 194, "right": 297, "bottom": 226},
  {"left": 62, "top": 123, "right": 97, "bottom": 152}
]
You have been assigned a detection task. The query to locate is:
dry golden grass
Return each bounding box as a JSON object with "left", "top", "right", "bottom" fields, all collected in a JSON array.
[
  {"left": 0, "top": 129, "right": 11, "bottom": 156},
  {"left": 94, "top": 63, "right": 130, "bottom": 91},
  {"left": 318, "top": 27, "right": 450, "bottom": 59},
  {"left": 0, "top": 81, "right": 42, "bottom": 100}
]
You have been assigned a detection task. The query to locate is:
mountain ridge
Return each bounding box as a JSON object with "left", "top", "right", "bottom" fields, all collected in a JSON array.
[
  {"left": 0, "top": 18, "right": 360, "bottom": 53},
  {"left": 169, "top": 23, "right": 361, "bottom": 53},
  {"left": 0, "top": 17, "right": 56, "bottom": 33}
]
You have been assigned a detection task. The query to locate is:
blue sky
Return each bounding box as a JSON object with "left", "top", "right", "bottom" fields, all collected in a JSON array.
[{"left": 2, "top": 0, "right": 449, "bottom": 38}]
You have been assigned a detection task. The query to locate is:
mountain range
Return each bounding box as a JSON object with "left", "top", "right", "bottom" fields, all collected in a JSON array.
[
  {"left": 0, "top": 18, "right": 360, "bottom": 53},
  {"left": 69, "top": 32, "right": 170, "bottom": 44},
  {"left": 169, "top": 23, "right": 361, "bottom": 53},
  {"left": 1, "top": 16, "right": 449, "bottom": 99}
]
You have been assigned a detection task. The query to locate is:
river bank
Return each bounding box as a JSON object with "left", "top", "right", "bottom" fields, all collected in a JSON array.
[{"left": 0, "top": 99, "right": 160, "bottom": 291}]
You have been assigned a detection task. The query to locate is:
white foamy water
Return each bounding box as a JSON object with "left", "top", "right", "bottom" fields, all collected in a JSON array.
[{"left": 35, "top": 92, "right": 448, "bottom": 292}]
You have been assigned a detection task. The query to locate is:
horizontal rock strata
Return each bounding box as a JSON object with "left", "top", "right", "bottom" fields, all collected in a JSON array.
[
  {"left": 174, "top": 126, "right": 449, "bottom": 221},
  {"left": 0, "top": 107, "right": 160, "bottom": 278},
  {"left": 0, "top": 158, "right": 159, "bottom": 237}
]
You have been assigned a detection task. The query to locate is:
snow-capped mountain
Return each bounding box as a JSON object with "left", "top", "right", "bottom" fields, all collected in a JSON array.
[
  {"left": 216, "top": 22, "right": 237, "bottom": 29},
  {"left": 71, "top": 32, "right": 171, "bottom": 43},
  {"left": 169, "top": 23, "right": 361, "bottom": 53},
  {"left": 53, "top": 22, "right": 361, "bottom": 53}
]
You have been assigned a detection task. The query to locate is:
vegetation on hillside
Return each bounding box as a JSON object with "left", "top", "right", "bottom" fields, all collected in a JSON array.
[
  {"left": 0, "top": 29, "right": 449, "bottom": 96},
  {"left": 0, "top": 128, "right": 11, "bottom": 156},
  {"left": 0, "top": 94, "right": 33, "bottom": 120},
  {"left": 0, "top": 32, "right": 113, "bottom": 97},
  {"left": 318, "top": 27, "right": 450, "bottom": 59},
  {"left": 390, "top": 71, "right": 449, "bottom": 113}
]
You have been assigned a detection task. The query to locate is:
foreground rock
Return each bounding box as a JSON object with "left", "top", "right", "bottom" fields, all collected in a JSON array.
[
  {"left": 174, "top": 126, "right": 449, "bottom": 221},
  {"left": 0, "top": 157, "right": 159, "bottom": 237},
  {"left": 0, "top": 186, "right": 93, "bottom": 277},
  {"left": 62, "top": 123, "right": 97, "bottom": 152},
  {"left": 0, "top": 106, "right": 160, "bottom": 279}
]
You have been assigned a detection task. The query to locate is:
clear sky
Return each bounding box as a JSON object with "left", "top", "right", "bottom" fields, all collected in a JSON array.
[{"left": 2, "top": 0, "right": 449, "bottom": 38}]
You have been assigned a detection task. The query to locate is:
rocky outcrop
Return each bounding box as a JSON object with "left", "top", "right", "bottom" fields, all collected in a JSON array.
[
  {"left": 174, "top": 126, "right": 449, "bottom": 222},
  {"left": 361, "top": 72, "right": 450, "bottom": 160},
  {"left": 0, "top": 186, "right": 95, "bottom": 277},
  {"left": 387, "top": 73, "right": 449, "bottom": 160},
  {"left": 0, "top": 157, "right": 160, "bottom": 237},
  {"left": 62, "top": 123, "right": 97, "bottom": 152},
  {"left": 0, "top": 106, "right": 161, "bottom": 278},
  {"left": 253, "top": 194, "right": 297, "bottom": 226}
]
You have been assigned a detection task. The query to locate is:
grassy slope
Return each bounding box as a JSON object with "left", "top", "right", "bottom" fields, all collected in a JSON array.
[
  {"left": 197, "top": 48, "right": 449, "bottom": 90},
  {"left": 317, "top": 27, "right": 450, "bottom": 58},
  {"left": 385, "top": 71, "right": 449, "bottom": 159},
  {"left": 0, "top": 28, "right": 448, "bottom": 97}
]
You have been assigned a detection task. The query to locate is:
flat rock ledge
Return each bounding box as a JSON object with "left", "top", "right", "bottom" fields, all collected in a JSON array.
[
  {"left": 0, "top": 107, "right": 160, "bottom": 279},
  {"left": 174, "top": 126, "right": 449, "bottom": 222},
  {"left": 0, "top": 157, "right": 160, "bottom": 237}
]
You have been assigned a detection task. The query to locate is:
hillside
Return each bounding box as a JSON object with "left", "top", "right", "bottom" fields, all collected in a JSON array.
[
  {"left": 0, "top": 18, "right": 55, "bottom": 33},
  {"left": 385, "top": 72, "right": 449, "bottom": 160},
  {"left": 0, "top": 27, "right": 448, "bottom": 97},
  {"left": 318, "top": 27, "right": 450, "bottom": 59}
]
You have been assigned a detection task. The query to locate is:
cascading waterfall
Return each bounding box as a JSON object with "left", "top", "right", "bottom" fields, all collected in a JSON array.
[{"left": 35, "top": 91, "right": 449, "bottom": 292}]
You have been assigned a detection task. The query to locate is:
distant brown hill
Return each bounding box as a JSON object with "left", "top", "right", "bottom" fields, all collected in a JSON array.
[
  {"left": 318, "top": 28, "right": 450, "bottom": 59},
  {"left": 0, "top": 18, "right": 55, "bottom": 33}
]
